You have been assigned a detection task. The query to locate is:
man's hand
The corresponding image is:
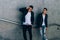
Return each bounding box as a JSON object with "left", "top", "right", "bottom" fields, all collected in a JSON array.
[
  {"left": 40, "top": 27, "right": 42, "bottom": 30},
  {"left": 46, "top": 27, "right": 48, "bottom": 30},
  {"left": 40, "top": 27, "right": 48, "bottom": 30}
]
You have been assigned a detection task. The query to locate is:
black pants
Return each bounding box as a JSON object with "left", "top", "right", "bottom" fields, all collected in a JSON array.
[{"left": 22, "top": 25, "right": 32, "bottom": 40}]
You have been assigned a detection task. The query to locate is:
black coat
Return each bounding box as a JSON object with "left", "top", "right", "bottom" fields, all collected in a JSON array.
[
  {"left": 19, "top": 7, "right": 34, "bottom": 25},
  {"left": 36, "top": 13, "right": 48, "bottom": 27}
]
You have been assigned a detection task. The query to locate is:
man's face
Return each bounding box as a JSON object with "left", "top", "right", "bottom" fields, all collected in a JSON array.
[
  {"left": 28, "top": 7, "right": 33, "bottom": 12},
  {"left": 43, "top": 9, "right": 47, "bottom": 14}
]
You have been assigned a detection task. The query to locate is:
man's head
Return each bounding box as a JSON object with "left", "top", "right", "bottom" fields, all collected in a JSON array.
[
  {"left": 43, "top": 8, "right": 47, "bottom": 14},
  {"left": 27, "top": 5, "right": 33, "bottom": 12}
]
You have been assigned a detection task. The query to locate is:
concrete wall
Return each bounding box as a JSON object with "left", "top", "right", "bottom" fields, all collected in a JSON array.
[
  {"left": 0, "top": 0, "right": 43, "bottom": 23},
  {"left": 0, "top": 0, "right": 60, "bottom": 40},
  {"left": 0, "top": 0, "right": 43, "bottom": 40},
  {"left": 44, "top": 0, "right": 60, "bottom": 24}
]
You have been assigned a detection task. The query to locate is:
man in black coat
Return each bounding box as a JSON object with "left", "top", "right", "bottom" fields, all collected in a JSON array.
[
  {"left": 19, "top": 5, "right": 34, "bottom": 40},
  {"left": 36, "top": 8, "right": 48, "bottom": 40}
]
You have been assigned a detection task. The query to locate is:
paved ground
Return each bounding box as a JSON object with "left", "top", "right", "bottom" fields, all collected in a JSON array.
[{"left": 0, "top": 21, "right": 60, "bottom": 40}]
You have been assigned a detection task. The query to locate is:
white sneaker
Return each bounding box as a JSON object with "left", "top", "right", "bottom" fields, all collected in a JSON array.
[{"left": 46, "top": 39, "right": 48, "bottom": 40}]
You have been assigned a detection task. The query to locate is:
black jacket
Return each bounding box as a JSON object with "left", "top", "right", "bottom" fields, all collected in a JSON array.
[
  {"left": 36, "top": 13, "right": 48, "bottom": 27},
  {"left": 19, "top": 7, "right": 34, "bottom": 25}
]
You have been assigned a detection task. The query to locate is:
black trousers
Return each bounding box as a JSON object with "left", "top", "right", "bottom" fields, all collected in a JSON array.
[{"left": 22, "top": 25, "right": 32, "bottom": 40}]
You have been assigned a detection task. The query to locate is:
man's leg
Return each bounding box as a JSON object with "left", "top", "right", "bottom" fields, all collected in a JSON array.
[
  {"left": 28, "top": 25, "right": 32, "bottom": 40},
  {"left": 42, "top": 26, "right": 48, "bottom": 40},
  {"left": 40, "top": 26, "right": 45, "bottom": 40},
  {"left": 23, "top": 25, "right": 27, "bottom": 40},
  {"left": 40, "top": 28, "right": 42, "bottom": 36},
  {"left": 40, "top": 28, "right": 43, "bottom": 40},
  {"left": 42, "top": 27, "right": 45, "bottom": 40},
  {"left": 44, "top": 27, "right": 48, "bottom": 40}
]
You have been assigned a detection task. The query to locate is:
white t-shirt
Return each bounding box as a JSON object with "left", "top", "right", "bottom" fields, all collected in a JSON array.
[
  {"left": 23, "top": 12, "right": 31, "bottom": 25},
  {"left": 42, "top": 14, "right": 45, "bottom": 26}
]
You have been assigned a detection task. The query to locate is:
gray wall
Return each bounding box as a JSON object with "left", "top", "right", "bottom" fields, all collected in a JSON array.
[
  {"left": 44, "top": 0, "right": 60, "bottom": 24},
  {"left": 0, "top": 0, "right": 43, "bottom": 23},
  {"left": 0, "top": 0, "right": 60, "bottom": 40}
]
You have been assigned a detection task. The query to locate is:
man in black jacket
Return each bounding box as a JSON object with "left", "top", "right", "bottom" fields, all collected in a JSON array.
[
  {"left": 36, "top": 8, "right": 48, "bottom": 40},
  {"left": 19, "top": 5, "right": 34, "bottom": 40}
]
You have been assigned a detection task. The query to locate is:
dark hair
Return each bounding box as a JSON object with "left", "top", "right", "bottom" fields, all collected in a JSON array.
[
  {"left": 43, "top": 8, "right": 47, "bottom": 11},
  {"left": 29, "top": 5, "right": 33, "bottom": 9}
]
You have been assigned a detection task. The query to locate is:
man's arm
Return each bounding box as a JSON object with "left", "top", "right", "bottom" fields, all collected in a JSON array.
[
  {"left": 35, "top": 13, "right": 42, "bottom": 28},
  {"left": 31, "top": 12, "right": 34, "bottom": 25},
  {"left": 46, "top": 15, "right": 48, "bottom": 30},
  {"left": 19, "top": 7, "right": 26, "bottom": 13},
  {"left": 46, "top": 15, "right": 48, "bottom": 27}
]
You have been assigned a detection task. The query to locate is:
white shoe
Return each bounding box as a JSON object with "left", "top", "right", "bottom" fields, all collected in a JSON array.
[{"left": 46, "top": 39, "right": 48, "bottom": 40}]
